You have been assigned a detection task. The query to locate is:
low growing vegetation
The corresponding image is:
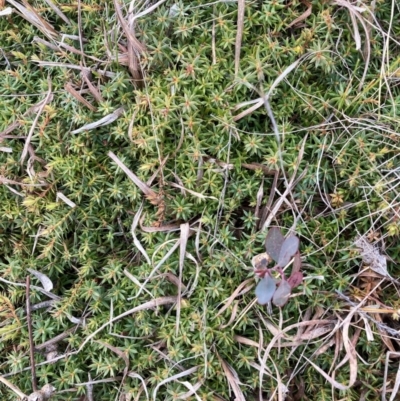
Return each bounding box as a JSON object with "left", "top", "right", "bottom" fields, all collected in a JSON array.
[{"left": 0, "top": 0, "right": 400, "bottom": 399}]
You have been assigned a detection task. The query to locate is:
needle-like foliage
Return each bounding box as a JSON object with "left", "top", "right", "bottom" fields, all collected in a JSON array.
[{"left": 0, "top": 0, "right": 399, "bottom": 400}]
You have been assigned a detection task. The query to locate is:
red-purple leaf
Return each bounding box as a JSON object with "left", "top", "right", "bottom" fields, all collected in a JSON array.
[
  {"left": 277, "top": 235, "right": 300, "bottom": 267},
  {"left": 292, "top": 251, "right": 302, "bottom": 274},
  {"left": 265, "top": 227, "right": 285, "bottom": 263},
  {"left": 272, "top": 280, "right": 292, "bottom": 307},
  {"left": 287, "top": 271, "right": 303, "bottom": 289},
  {"left": 255, "top": 275, "right": 276, "bottom": 305}
]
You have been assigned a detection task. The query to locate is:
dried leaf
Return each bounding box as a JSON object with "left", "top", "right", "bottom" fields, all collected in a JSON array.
[
  {"left": 354, "top": 235, "right": 387, "bottom": 276},
  {"left": 27, "top": 268, "right": 53, "bottom": 292},
  {"left": 265, "top": 227, "right": 285, "bottom": 263},
  {"left": 255, "top": 275, "right": 276, "bottom": 305},
  {"left": 252, "top": 252, "right": 271, "bottom": 275},
  {"left": 277, "top": 235, "right": 300, "bottom": 267},
  {"left": 272, "top": 280, "right": 292, "bottom": 307}
]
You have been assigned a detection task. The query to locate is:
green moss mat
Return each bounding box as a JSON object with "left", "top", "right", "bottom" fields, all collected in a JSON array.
[{"left": 0, "top": 0, "right": 400, "bottom": 399}]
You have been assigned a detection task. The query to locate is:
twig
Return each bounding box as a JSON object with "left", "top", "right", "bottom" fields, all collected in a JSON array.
[
  {"left": 20, "top": 78, "right": 53, "bottom": 164},
  {"left": 0, "top": 376, "right": 27, "bottom": 400},
  {"left": 261, "top": 136, "right": 308, "bottom": 230},
  {"left": 26, "top": 276, "right": 37, "bottom": 392}
]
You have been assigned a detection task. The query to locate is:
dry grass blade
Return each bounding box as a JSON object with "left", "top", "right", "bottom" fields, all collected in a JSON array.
[
  {"left": 20, "top": 80, "right": 53, "bottom": 164},
  {"left": 6, "top": 0, "right": 58, "bottom": 38},
  {"left": 242, "top": 162, "right": 277, "bottom": 175},
  {"left": 216, "top": 352, "right": 246, "bottom": 401},
  {"left": 131, "top": 203, "right": 152, "bottom": 266},
  {"left": 216, "top": 278, "right": 254, "bottom": 317},
  {"left": 127, "top": 372, "right": 149, "bottom": 401},
  {"left": 27, "top": 268, "right": 53, "bottom": 292},
  {"left": 108, "top": 151, "right": 158, "bottom": 202},
  {"left": 332, "top": 0, "right": 370, "bottom": 90},
  {"left": 1, "top": 93, "right": 55, "bottom": 136},
  {"left": 113, "top": 0, "right": 145, "bottom": 83},
  {"left": 168, "top": 182, "right": 218, "bottom": 200},
  {"left": 0, "top": 176, "right": 47, "bottom": 187},
  {"left": 131, "top": 239, "right": 181, "bottom": 299},
  {"left": 86, "top": 374, "right": 94, "bottom": 401},
  {"left": 81, "top": 68, "right": 105, "bottom": 103},
  {"left": 41, "top": 0, "right": 70, "bottom": 25},
  {"left": 96, "top": 340, "right": 129, "bottom": 377},
  {"left": 31, "top": 61, "right": 116, "bottom": 78},
  {"left": 258, "top": 319, "right": 335, "bottom": 390},
  {"left": 261, "top": 135, "right": 307, "bottom": 230},
  {"left": 131, "top": 0, "right": 168, "bottom": 23},
  {"left": 234, "top": 59, "right": 301, "bottom": 121},
  {"left": 234, "top": 0, "right": 245, "bottom": 75},
  {"left": 0, "top": 7, "right": 12, "bottom": 15},
  {"left": 383, "top": 352, "right": 400, "bottom": 401},
  {"left": 79, "top": 296, "right": 177, "bottom": 350},
  {"left": 32, "top": 36, "right": 59, "bottom": 52},
  {"left": 139, "top": 220, "right": 181, "bottom": 233},
  {"left": 124, "top": 268, "right": 153, "bottom": 298},
  {"left": 65, "top": 82, "right": 97, "bottom": 111},
  {"left": 159, "top": 272, "right": 187, "bottom": 290},
  {"left": 234, "top": 335, "right": 259, "bottom": 348},
  {"left": 255, "top": 179, "right": 264, "bottom": 221},
  {"left": 56, "top": 192, "right": 76, "bottom": 208},
  {"left": 220, "top": 301, "right": 239, "bottom": 329},
  {"left": 56, "top": 41, "right": 103, "bottom": 61},
  {"left": 184, "top": 251, "right": 200, "bottom": 297},
  {"left": 303, "top": 318, "right": 357, "bottom": 390},
  {"left": 295, "top": 323, "right": 335, "bottom": 341},
  {"left": 374, "top": 313, "right": 396, "bottom": 352},
  {"left": 287, "top": 0, "right": 312, "bottom": 29},
  {"left": 72, "top": 107, "right": 124, "bottom": 134},
  {"left": 153, "top": 367, "right": 198, "bottom": 401},
  {"left": 176, "top": 223, "right": 190, "bottom": 335},
  {"left": 177, "top": 380, "right": 203, "bottom": 401},
  {"left": 0, "top": 376, "right": 27, "bottom": 400}
]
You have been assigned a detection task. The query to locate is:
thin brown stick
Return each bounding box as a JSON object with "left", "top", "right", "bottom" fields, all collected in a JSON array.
[
  {"left": 234, "top": 0, "right": 245, "bottom": 75},
  {"left": 26, "top": 276, "right": 37, "bottom": 392}
]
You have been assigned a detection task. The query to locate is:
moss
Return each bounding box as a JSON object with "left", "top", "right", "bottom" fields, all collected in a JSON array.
[{"left": 0, "top": 0, "right": 399, "bottom": 399}]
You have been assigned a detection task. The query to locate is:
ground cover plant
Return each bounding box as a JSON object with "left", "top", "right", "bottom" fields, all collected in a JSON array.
[{"left": 0, "top": 0, "right": 400, "bottom": 399}]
